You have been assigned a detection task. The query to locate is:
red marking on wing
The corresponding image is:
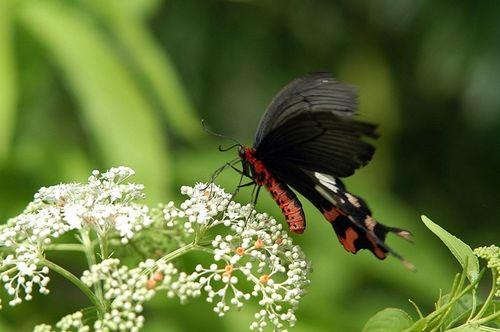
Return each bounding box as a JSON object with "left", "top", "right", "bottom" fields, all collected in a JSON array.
[
  {"left": 322, "top": 206, "right": 388, "bottom": 258},
  {"left": 341, "top": 228, "right": 359, "bottom": 253},
  {"left": 366, "top": 235, "right": 387, "bottom": 259},
  {"left": 322, "top": 207, "right": 343, "bottom": 223}
]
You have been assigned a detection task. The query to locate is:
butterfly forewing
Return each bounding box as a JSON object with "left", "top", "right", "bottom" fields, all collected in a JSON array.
[{"left": 253, "top": 73, "right": 358, "bottom": 147}]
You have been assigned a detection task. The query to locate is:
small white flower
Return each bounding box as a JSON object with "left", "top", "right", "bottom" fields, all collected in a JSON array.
[
  {"left": 1, "top": 244, "right": 50, "bottom": 306},
  {"left": 166, "top": 183, "right": 312, "bottom": 331},
  {"left": 63, "top": 203, "right": 85, "bottom": 229},
  {"left": 54, "top": 311, "right": 90, "bottom": 331},
  {"left": 82, "top": 259, "right": 154, "bottom": 332}
]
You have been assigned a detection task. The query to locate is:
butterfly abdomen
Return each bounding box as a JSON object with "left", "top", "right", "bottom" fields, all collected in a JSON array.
[{"left": 266, "top": 177, "right": 305, "bottom": 234}]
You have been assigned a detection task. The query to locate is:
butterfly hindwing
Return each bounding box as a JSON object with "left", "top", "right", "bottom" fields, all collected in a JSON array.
[
  {"left": 322, "top": 206, "right": 387, "bottom": 259},
  {"left": 265, "top": 165, "right": 412, "bottom": 264},
  {"left": 312, "top": 171, "right": 413, "bottom": 265}
]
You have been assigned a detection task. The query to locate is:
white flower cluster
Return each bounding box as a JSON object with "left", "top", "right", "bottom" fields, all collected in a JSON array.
[
  {"left": 1, "top": 166, "right": 150, "bottom": 246},
  {"left": 81, "top": 258, "right": 153, "bottom": 332},
  {"left": 0, "top": 204, "right": 68, "bottom": 247},
  {"left": 152, "top": 260, "right": 202, "bottom": 303},
  {"left": 0, "top": 167, "right": 151, "bottom": 308},
  {"left": 34, "top": 311, "right": 90, "bottom": 332},
  {"left": 161, "top": 184, "right": 232, "bottom": 235},
  {"left": 80, "top": 258, "right": 201, "bottom": 332},
  {"left": 0, "top": 244, "right": 50, "bottom": 308},
  {"left": 1, "top": 169, "right": 312, "bottom": 332},
  {"left": 162, "top": 183, "right": 312, "bottom": 331},
  {"left": 54, "top": 167, "right": 152, "bottom": 243}
]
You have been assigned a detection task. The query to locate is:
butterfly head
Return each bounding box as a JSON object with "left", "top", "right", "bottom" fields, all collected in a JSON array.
[{"left": 238, "top": 146, "right": 254, "bottom": 179}]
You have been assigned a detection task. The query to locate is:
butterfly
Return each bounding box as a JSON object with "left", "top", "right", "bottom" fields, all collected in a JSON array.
[{"left": 208, "top": 72, "right": 413, "bottom": 268}]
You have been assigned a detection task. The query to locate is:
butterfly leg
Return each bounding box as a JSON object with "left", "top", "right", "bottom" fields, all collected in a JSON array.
[
  {"left": 227, "top": 163, "right": 257, "bottom": 205},
  {"left": 251, "top": 185, "right": 262, "bottom": 207},
  {"left": 241, "top": 183, "right": 261, "bottom": 225},
  {"left": 231, "top": 180, "right": 255, "bottom": 198},
  {"left": 206, "top": 158, "right": 241, "bottom": 188},
  {"left": 228, "top": 163, "right": 244, "bottom": 175}
]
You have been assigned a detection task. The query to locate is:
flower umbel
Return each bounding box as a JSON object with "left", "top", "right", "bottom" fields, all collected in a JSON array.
[
  {"left": 161, "top": 183, "right": 311, "bottom": 330},
  {"left": 0, "top": 168, "right": 311, "bottom": 331},
  {"left": 474, "top": 245, "right": 500, "bottom": 297}
]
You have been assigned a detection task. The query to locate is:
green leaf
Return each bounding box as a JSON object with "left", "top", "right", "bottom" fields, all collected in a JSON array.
[
  {"left": 421, "top": 215, "right": 480, "bottom": 282},
  {"left": 363, "top": 308, "right": 414, "bottom": 332},
  {"left": 439, "top": 293, "right": 477, "bottom": 328},
  {"left": 0, "top": 0, "right": 17, "bottom": 163},
  {"left": 483, "top": 299, "right": 499, "bottom": 319},
  {"left": 19, "top": 0, "right": 171, "bottom": 201},
  {"left": 447, "top": 325, "right": 493, "bottom": 332}
]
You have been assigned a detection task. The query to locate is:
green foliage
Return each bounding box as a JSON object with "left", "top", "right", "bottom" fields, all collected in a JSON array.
[
  {"left": 0, "top": 0, "right": 17, "bottom": 163},
  {"left": 362, "top": 308, "right": 414, "bottom": 332},
  {"left": 363, "top": 216, "right": 499, "bottom": 332},
  {"left": 1, "top": 0, "right": 199, "bottom": 205},
  {"left": 421, "top": 216, "right": 480, "bottom": 283},
  {"left": 19, "top": 0, "right": 172, "bottom": 201}
]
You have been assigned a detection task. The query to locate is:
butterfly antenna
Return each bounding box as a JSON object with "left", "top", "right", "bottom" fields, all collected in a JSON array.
[
  {"left": 201, "top": 120, "right": 242, "bottom": 150},
  {"left": 219, "top": 143, "right": 241, "bottom": 152}
]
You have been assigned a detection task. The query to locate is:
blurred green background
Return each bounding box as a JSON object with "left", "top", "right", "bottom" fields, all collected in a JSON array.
[{"left": 1, "top": 0, "right": 499, "bottom": 331}]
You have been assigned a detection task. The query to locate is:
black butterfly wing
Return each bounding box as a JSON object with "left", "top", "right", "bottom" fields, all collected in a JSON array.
[
  {"left": 265, "top": 163, "right": 413, "bottom": 266},
  {"left": 255, "top": 111, "right": 377, "bottom": 178},
  {"left": 254, "top": 72, "right": 358, "bottom": 147},
  {"left": 254, "top": 73, "right": 377, "bottom": 178}
]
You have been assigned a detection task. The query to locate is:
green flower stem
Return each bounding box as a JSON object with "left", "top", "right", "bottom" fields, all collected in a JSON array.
[
  {"left": 472, "top": 269, "right": 497, "bottom": 321},
  {"left": 142, "top": 242, "right": 196, "bottom": 276},
  {"left": 405, "top": 269, "right": 485, "bottom": 332},
  {"left": 41, "top": 258, "right": 105, "bottom": 315},
  {"left": 434, "top": 269, "right": 484, "bottom": 317},
  {"left": 99, "top": 232, "right": 109, "bottom": 259},
  {"left": 44, "top": 243, "right": 86, "bottom": 252},
  {"left": 156, "top": 242, "right": 195, "bottom": 264},
  {"left": 80, "top": 230, "right": 105, "bottom": 313},
  {"left": 465, "top": 288, "right": 478, "bottom": 322},
  {"left": 431, "top": 271, "right": 468, "bottom": 331},
  {"left": 472, "top": 310, "right": 500, "bottom": 325},
  {"left": 194, "top": 245, "right": 214, "bottom": 255},
  {"left": 408, "top": 299, "right": 424, "bottom": 320},
  {"left": 0, "top": 267, "right": 16, "bottom": 275}
]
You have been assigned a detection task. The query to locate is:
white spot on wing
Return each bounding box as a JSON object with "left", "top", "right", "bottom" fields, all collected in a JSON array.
[
  {"left": 364, "top": 215, "right": 377, "bottom": 231},
  {"left": 345, "top": 193, "right": 361, "bottom": 208},
  {"left": 314, "top": 172, "right": 338, "bottom": 193}
]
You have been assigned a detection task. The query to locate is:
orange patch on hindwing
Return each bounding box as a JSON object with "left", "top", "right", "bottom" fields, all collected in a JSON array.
[
  {"left": 340, "top": 227, "right": 359, "bottom": 253},
  {"left": 367, "top": 235, "right": 387, "bottom": 259},
  {"left": 323, "top": 207, "right": 343, "bottom": 223}
]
